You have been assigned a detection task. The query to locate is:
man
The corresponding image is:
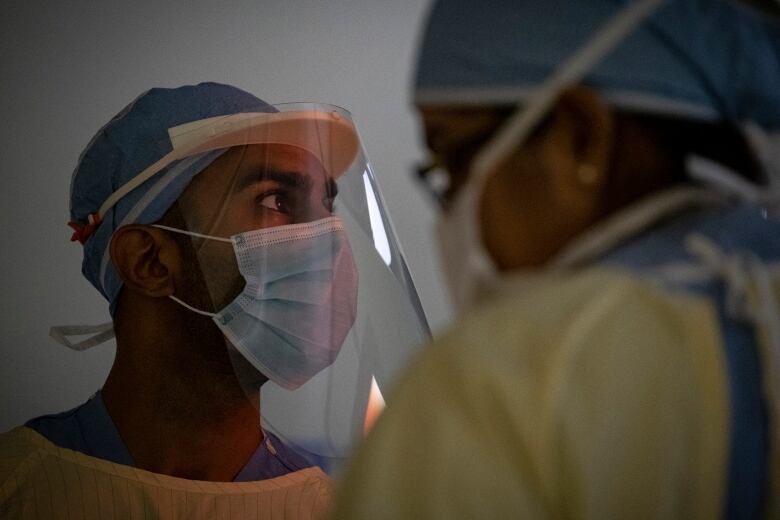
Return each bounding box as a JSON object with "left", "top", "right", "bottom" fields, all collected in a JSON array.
[
  {"left": 334, "top": 0, "right": 780, "bottom": 518},
  {"left": 0, "top": 83, "right": 429, "bottom": 518}
]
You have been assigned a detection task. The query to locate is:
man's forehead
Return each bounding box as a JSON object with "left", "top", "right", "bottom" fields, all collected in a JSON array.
[
  {"left": 195, "top": 143, "right": 330, "bottom": 187},
  {"left": 239, "top": 142, "right": 327, "bottom": 164},
  {"left": 229, "top": 143, "right": 327, "bottom": 171}
]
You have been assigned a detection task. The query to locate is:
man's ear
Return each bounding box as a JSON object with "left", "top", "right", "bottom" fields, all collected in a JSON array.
[
  {"left": 110, "top": 225, "right": 179, "bottom": 298},
  {"left": 547, "top": 85, "right": 614, "bottom": 194}
]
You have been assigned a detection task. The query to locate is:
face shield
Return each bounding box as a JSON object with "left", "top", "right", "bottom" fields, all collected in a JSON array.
[{"left": 146, "top": 103, "right": 430, "bottom": 473}]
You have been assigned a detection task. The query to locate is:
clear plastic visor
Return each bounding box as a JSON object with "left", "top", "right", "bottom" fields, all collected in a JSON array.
[{"left": 154, "top": 103, "right": 430, "bottom": 474}]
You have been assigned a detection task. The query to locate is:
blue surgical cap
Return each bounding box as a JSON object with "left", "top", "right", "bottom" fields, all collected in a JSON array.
[
  {"left": 70, "top": 82, "right": 275, "bottom": 315},
  {"left": 414, "top": 0, "right": 780, "bottom": 129}
]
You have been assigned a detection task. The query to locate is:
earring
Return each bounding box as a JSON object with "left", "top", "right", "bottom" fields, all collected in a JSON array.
[{"left": 576, "top": 164, "right": 598, "bottom": 186}]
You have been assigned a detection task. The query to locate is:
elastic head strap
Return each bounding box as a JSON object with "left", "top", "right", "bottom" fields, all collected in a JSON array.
[{"left": 471, "top": 0, "right": 668, "bottom": 185}]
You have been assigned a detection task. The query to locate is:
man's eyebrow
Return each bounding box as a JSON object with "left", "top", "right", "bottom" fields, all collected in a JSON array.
[
  {"left": 236, "top": 167, "right": 339, "bottom": 199},
  {"left": 237, "top": 168, "right": 313, "bottom": 192}
]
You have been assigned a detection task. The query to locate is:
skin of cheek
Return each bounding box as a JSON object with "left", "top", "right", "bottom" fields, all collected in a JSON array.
[
  {"left": 197, "top": 241, "right": 246, "bottom": 311},
  {"left": 178, "top": 192, "right": 252, "bottom": 311},
  {"left": 478, "top": 154, "right": 558, "bottom": 268},
  {"left": 478, "top": 138, "right": 594, "bottom": 269},
  {"left": 202, "top": 214, "right": 269, "bottom": 310}
]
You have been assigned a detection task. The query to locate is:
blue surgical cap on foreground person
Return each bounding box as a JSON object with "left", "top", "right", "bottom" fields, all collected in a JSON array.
[
  {"left": 334, "top": 0, "right": 780, "bottom": 518},
  {"left": 0, "top": 83, "right": 430, "bottom": 519}
]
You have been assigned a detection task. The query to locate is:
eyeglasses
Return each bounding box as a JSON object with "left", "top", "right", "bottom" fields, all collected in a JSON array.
[
  {"left": 413, "top": 158, "right": 451, "bottom": 210},
  {"left": 412, "top": 107, "right": 518, "bottom": 211}
]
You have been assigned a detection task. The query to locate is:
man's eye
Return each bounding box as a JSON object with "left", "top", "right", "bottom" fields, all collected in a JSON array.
[{"left": 258, "top": 192, "right": 291, "bottom": 214}]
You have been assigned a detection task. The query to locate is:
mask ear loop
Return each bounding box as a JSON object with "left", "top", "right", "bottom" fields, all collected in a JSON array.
[
  {"left": 156, "top": 147, "right": 246, "bottom": 319},
  {"left": 169, "top": 295, "right": 218, "bottom": 317},
  {"left": 151, "top": 223, "right": 233, "bottom": 243},
  {"left": 151, "top": 224, "right": 234, "bottom": 317}
]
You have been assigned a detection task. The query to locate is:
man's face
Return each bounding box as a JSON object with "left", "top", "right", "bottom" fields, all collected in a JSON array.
[{"left": 176, "top": 143, "right": 337, "bottom": 310}]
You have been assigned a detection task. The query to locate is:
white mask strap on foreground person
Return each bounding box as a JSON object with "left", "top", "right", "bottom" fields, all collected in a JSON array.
[
  {"left": 436, "top": 0, "right": 668, "bottom": 313},
  {"left": 549, "top": 153, "right": 780, "bottom": 271},
  {"left": 153, "top": 216, "right": 359, "bottom": 390},
  {"left": 654, "top": 232, "right": 780, "bottom": 478},
  {"left": 545, "top": 153, "right": 780, "bottom": 416}
]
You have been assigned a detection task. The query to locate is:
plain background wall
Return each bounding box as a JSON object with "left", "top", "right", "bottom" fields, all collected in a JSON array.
[{"left": 0, "top": 0, "right": 454, "bottom": 432}]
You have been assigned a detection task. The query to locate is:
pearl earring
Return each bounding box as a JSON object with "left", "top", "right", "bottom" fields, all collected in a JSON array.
[{"left": 576, "top": 164, "right": 598, "bottom": 186}]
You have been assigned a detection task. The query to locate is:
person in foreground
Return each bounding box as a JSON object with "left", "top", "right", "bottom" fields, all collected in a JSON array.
[
  {"left": 333, "top": 0, "right": 780, "bottom": 518},
  {"left": 0, "top": 83, "right": 429, "bottom": 519}
]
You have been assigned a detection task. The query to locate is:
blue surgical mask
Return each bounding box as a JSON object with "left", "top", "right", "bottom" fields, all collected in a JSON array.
[{"left": 154, "top": 216, "right": 359, "bottom": 390}]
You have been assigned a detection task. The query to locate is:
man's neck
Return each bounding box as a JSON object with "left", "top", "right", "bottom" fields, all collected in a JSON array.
[{"left": 104, "top": 316, "right": 263, "bottom": 481}]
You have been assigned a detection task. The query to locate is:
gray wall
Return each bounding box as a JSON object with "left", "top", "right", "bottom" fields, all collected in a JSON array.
[{"left": 0, "top": 0, "right": 453, "bottom": 432}]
